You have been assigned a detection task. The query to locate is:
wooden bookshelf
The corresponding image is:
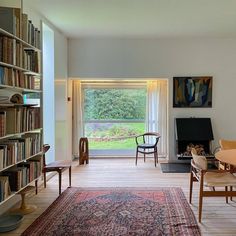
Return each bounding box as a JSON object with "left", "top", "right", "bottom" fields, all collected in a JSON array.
[
  {"left": 0, "top": 5, "right": 43, "bottom": 204},
  {"left": 0, "top": 84, "right": 42, "bottom": 93},
  {"left": 0, "top": 28, "right": 41, "bottom": 51},
  {"left": 0, "top": 61, "right": 41, "bottom": 76},
  {"left": 0, "top": 128, "right": 42, "bottom": 141}
]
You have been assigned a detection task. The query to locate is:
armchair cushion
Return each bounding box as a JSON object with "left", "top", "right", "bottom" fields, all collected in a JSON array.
[
  {"left": 204, "top": 172, "right": 236, "bottom": 187},
  {"left": 137, "top": 143, "right": 156, "bottom": 149}
]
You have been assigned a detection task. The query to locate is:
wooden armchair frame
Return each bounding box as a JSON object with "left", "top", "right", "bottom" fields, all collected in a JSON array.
[
  {"left": 135, "top": 132, "right": 161, "bottom": 167},
  {"left": 189, "top": 158, "right": 236, "bottom": 222}
]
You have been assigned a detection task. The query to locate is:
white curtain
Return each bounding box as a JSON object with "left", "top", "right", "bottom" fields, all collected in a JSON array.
[
  {"left": 146, "top": 80, "right": 168, "bottom": 157},
  {"left": 72, "top": 80, "right": 83, "bottom": 158}
]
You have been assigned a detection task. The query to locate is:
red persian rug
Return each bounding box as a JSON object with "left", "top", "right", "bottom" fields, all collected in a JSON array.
[{"left": 22, "top": 187, "right": 200, "bottom": 236}]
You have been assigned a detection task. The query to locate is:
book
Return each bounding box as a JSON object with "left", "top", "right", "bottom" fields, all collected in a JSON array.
[
  {"left": 22, "top": 13, "right": 28, "bottom": 43},
  {"left": 0, "top": 111, "right": 6, "bottom": 137},
  {"left": 0, "top": 176, "right": 11, "bottom": 201},
  {"left": 5, "top": 107, "right": 17, "bottom": 134},
  {"left": 0, "top": 67, "right": 4, "bottom": 84}
]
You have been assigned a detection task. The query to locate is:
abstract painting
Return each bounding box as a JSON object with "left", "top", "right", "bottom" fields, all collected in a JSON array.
[{"left": 173, "top": 76, "right": 212, "bottom": 107}]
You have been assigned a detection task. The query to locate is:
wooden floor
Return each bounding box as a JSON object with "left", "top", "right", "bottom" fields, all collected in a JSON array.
[{"left": 2, "top": 158, "right": 236, "bottom": 236}]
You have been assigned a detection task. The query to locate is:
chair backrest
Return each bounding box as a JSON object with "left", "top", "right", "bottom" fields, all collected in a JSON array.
[
  {"left": 143, "top": 132, "right": 161, "bottom": 146},
  {"left": 219, "top": 139, "right": 236, "bottom": 150},
  {"left": 42, "top": 144, "right": 50, "bottom": 167},
  {"left": 191, "top": 148, "right": 207, "bottom": 170}
]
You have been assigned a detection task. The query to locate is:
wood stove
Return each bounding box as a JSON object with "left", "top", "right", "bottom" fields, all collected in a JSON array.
[{"left": 175, "top": 118, "right": 214, "bottom": 159}]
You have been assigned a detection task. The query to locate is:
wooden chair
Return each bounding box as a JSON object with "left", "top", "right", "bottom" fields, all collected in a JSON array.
[
  {"left": 135, "top": 132, "right": 161, "bottom": 167},
  {"left": 42, "top": 144, "right": 72, "bottom": 195},
  {"left": 189, "top": 148, "right": 236, "bottom": 222}
]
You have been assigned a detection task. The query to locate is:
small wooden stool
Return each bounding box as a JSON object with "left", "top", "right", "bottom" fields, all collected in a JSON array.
[
  {"left": 12, "top": 186, "right": 37, "bottom": 214},
  {"left": 43, "top": 161, "right": 72, "bottom": 195},
  {"left": 79, "top": 137, "right": 89, "bottom": 165},
  {"left": 42, "top": 144, "right": 72, "bottom": 195}
]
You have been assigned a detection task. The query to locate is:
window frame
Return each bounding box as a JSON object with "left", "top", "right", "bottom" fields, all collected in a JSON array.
[{"left": 81, "top": 81, "right": 147, "bottom": 152}]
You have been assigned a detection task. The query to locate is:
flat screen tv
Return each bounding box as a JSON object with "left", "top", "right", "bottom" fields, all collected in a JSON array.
[{"left": 175, "top": 118, "right": 214, "bottom": 141}]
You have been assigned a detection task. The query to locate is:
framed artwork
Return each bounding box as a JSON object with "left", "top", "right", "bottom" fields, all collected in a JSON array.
[{"left": 173, "top": 76, "right": 212, "bottom": 107}]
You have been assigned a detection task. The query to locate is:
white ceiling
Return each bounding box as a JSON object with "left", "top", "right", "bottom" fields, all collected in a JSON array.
[{"left": 25, "top": 0, "right": 236, "bottom": 38}]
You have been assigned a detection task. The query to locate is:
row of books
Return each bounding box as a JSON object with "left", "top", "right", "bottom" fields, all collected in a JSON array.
[
  {"left": 0, "top": 36, "right": 21, "bottom": 66},
  {"left": 0, "top": 36, "right": 27, "bottom": 68},
  {"left": 2, "top": 159, "right": 41, "bottom": 193},
  {"left": 0, "top": 133, "right": 42, "bottom": 171},
  {"left": 0, "top": 107, "right": 41, "bottom": 137},
  {"left": 0, "top": 7, "right": 41, "bottom": 49},
  {"left": 24, "top": 133, "right": 42, "bottom": 158},
  {"left": 0, "top": 36, "right": 41, "bottom": 73},
  {"left": 22, "top": 14, "right": 41, "bottom": 49},
  {"left": 24, "top": 50, "right": 41, "bottom": 73},
  {"left": 0, "top": 66, "right": 40, "bottom": 90}
]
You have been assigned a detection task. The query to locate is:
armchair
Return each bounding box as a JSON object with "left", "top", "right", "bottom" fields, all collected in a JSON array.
[
  {"left": 135, "top": 132, "right": 160, "bottom": 167},
  {"left": 189, "top": 148, "right": 236, "bottom": 222}
]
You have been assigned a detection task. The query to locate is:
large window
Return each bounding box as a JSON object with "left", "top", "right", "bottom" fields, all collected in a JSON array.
[{"left": 82, "top": 83, "right": 146, "bottom": 155}]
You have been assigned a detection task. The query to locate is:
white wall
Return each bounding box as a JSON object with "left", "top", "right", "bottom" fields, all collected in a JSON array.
[
  {"left": 54, "top": 31, "right": 71, "bottom": 161},
  {"left": 23, "top": 1, "right": 71, "bottom": 161},
  {"left": 68, "top": 37, "right": 236, "bottom": 161}
]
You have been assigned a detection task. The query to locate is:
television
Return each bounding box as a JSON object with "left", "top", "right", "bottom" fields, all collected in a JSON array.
[{"left": 175, "top": 118, "right": 214, "bottom": 141}]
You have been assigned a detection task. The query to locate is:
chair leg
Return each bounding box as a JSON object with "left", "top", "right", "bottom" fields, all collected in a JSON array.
[
  {"left": 43, "top": 171, "right": 46, "bottom": 188},
  {"left": 154, "top": 151, "right": 157, "bottom": 167},
  {"left": 135, "top": 148, "right": 138, "bottom": 165},
  {"left": 230, "top": 186, "right": 233, "bottom": 201},
  {"left": 225, "top": 186, "right": 228, "bottom": 203},
  {"left": 35, "top": 179, "right": 38, "bottom": 195},
  {"left": 199, "top": 175, "right": 204, "bottom": 223},
  {"left": 189, "top": 171, "right": 193, "bottom": 204},
  {"left": 156, "top": 149, "right": 158, "bottom": 164},
  {"left": 69, "top": 166, "right": 72, "bottom": 187},
  {"left": 58, "top": 170, "right": 62, "bottom": 195},
  {"left": 144, "top": 153, "right": 146, "bottom": 162}
]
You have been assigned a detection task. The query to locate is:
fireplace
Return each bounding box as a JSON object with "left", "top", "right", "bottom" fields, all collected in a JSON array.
[{"left": 175, "top": 118, "right": 214, "bottom": 159}]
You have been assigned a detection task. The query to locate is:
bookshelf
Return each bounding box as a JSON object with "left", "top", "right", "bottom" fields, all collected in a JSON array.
[{"left": 0, "top": 6, "right": 43, "bottom": 205}]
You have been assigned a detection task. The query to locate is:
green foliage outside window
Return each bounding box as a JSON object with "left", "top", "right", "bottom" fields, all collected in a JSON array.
[
  {"left": 83, "top": 88, "right": 146, "bottom": 150},
  {"left": 84, "top": 88, "right": 146, "bottom": 120}
]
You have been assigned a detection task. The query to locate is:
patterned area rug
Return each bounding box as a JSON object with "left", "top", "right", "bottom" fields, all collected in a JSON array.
[{"left": 22, "top": 187, "right": 200, "bottom": 236}]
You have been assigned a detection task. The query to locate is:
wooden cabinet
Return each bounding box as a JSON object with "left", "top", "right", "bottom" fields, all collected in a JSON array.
[{"left": 0, "top": 6, "right": 43, "bottom": 204}]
